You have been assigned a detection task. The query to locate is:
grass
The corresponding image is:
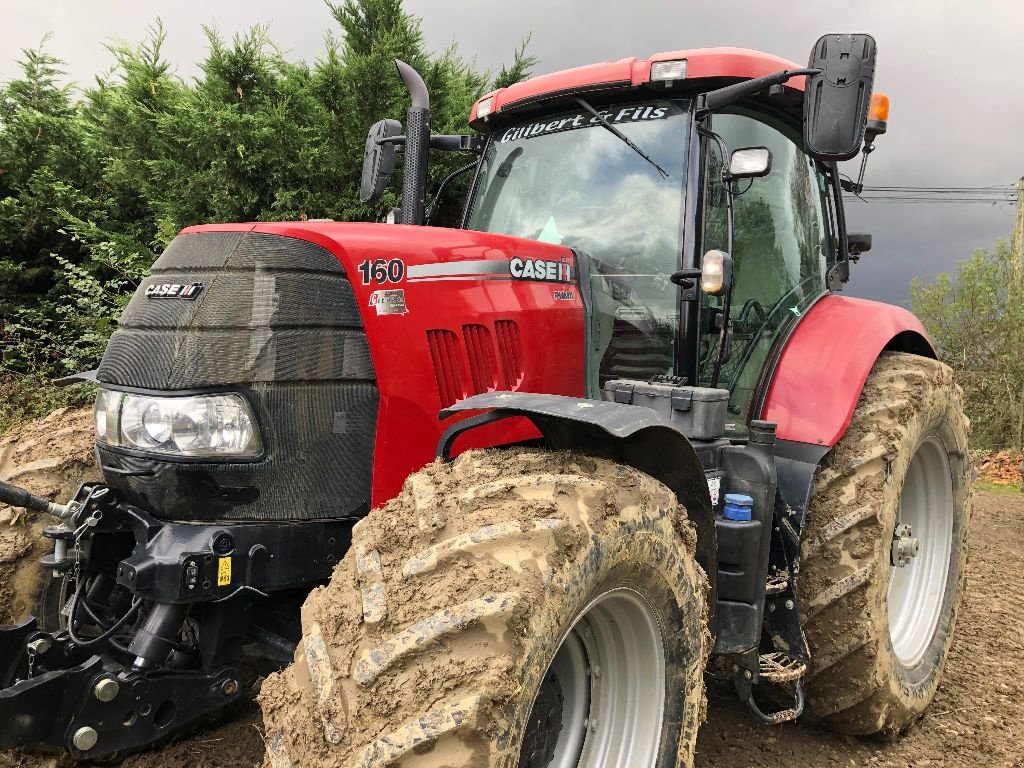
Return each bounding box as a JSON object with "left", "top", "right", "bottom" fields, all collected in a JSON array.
[
  {"left": 972, "top": 479, "right": 1021, "bottom": 495},
  {"left": 0, "top": 372, "right": 95, "bottom": 435}
]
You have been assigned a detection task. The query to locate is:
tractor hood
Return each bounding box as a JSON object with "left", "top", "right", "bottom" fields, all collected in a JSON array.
[{"left": 96, "top": 222, "right": 586, "bottom": 519}]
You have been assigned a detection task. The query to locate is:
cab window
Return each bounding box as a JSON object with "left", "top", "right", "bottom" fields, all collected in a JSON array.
[
  {"left": 465, "top": 100, "right": 691, "bottom": 393},
  {"left": 699, "top": 110, "right": 836, "bottom": 432}
]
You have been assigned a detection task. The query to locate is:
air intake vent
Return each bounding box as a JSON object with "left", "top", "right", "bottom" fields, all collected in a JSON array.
[
  {"left": 426, "top": 329, "right": 464, "bottom": 408},
  {"left": 462, "top": 324, "right": 498, "bottom": 394},
  {"left": 494, "top": 320, "right": 524, "bottom": 389}
]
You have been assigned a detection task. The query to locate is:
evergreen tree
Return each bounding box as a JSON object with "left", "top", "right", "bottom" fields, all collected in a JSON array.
[{"left": 0, "top": 0, "right": 536, "bottom": 428}]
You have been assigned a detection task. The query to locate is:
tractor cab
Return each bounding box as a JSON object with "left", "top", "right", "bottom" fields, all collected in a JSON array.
[{"left": 363, "top": 37, "right": 886, "bottom": 435}]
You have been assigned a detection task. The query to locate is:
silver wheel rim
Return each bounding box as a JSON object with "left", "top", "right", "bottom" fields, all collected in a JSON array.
[
  {"left": 887, "top": 435, "right": 954, "bottom": 667},
  {"left": 525, "top": 588, "right": 666, "bottom": 768}
]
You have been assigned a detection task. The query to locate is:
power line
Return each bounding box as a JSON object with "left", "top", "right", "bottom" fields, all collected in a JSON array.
[{"left": 844, "top": 181, "right": 1019, "bottom": 206}]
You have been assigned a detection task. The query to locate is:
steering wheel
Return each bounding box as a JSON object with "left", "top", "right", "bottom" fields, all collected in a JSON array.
[{"left": 734, "top": 298, "right": 770, "bottom": 335}]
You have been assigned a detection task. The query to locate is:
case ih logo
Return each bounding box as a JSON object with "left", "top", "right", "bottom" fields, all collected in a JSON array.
[
  {"left": 509, "top": 257, "right": 573, "bottom": 283},
  {"left": 145, "top": 282, "right": 204, "bottom": 300}
]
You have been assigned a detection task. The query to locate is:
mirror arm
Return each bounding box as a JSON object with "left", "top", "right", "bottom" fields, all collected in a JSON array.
[
  {"left": 379, "top": 135, "right": 483, "bottom": 153},
  {"left": 697, "top": 67, "right": 820, "bottom": 118},
  {"left": 429, "top": 135, "right": 485, "bottom": 153}
]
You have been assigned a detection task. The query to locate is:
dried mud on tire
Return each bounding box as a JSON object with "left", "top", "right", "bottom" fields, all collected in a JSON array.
[
  {"left": 259, "top": 448, "right": 709, "bottom": 768},
  {"left": 796, "top": 352, "right": 971, "bottom": 737}
]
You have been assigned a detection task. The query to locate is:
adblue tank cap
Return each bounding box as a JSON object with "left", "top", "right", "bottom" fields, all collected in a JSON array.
[{"left": 723, "top": 493, "right": 754, "bottom": 521}]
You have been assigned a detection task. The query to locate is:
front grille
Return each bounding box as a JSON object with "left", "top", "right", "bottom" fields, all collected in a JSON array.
[{"left": 97, "top": 231, "right": 378, "bottom": 522}]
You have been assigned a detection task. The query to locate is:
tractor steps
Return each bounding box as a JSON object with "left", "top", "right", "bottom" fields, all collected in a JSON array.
[{"left": 759, "top": 651, "right": 807, "bottom": 683}]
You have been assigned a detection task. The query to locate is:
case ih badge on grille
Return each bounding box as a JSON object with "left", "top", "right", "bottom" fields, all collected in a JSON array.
[{"left": 145, "top": 282, "right": 204, "bottom": 299}]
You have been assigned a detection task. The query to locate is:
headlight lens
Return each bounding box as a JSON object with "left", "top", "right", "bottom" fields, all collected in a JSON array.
[{"left": 95, "top": 390, "right": 262, "bottom": 458}]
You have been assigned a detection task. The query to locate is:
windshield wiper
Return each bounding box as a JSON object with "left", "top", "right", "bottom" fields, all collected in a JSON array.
[{"left": 574, "top": 97, "right": 669, "bottom": 179}]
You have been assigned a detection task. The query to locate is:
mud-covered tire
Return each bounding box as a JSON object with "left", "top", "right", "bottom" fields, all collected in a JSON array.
[
  {"left": 797, "top": 352, "right": 971, "bottom": 737},
  {"left": 259, "top": 448, "right": 709, "bottom": 768}
]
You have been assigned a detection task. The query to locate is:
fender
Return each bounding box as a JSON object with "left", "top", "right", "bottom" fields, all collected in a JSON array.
[
  {"left": 761, "top": 294, "right": 935, "bottom": 447},
  {"left": 759, "top": 294, "right": 935, "bottom": 522},
  {"left": 438, "top": 392, "right": 718, "bottom": 627}
]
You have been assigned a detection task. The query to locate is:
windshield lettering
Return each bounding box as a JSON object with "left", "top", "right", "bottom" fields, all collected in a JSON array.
[{"left": 499, "top": 105, "right": 669, "bottom": 143}]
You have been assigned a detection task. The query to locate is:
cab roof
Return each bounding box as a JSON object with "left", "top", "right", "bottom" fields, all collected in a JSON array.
[{"left": 469, "top": 47, "right": 804, "bottom": 129}]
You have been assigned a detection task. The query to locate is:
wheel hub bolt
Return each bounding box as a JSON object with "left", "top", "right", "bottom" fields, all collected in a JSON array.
[
  {"left": 94, "top": 677, "right": 119, "bottom": 702},
  {"left": 72, "top": 726, "right": 98, "bottom": 751},
  {"left": 891, "top": 523, "right": 921, "bottom": 567}
]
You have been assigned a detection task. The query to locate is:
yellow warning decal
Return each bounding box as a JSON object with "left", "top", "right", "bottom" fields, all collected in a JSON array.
[{"left": 217, "top": 557, "right": 232, "bottom": 587}]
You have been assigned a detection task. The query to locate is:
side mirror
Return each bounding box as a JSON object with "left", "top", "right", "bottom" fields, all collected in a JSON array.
[
  {"left": 804, "top": 34, "right": 877, "bottom": 161},
  {"left": 728, "top": 147, "right": 772, "bottom": 179},
  {"left": 847, "top": 232, "right": 872, "bottom": 256},
  {"left": 359, "top": 118, "right": 402, "bottom": 203}
]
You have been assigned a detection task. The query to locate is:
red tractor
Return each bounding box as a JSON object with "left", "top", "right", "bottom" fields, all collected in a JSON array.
[{"left": 0, "top": 34, "right": 969, "bottom": 768}]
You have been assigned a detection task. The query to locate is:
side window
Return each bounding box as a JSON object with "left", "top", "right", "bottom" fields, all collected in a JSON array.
[{"left": 698, "top": 110, "right": 835, "bottom": 432}]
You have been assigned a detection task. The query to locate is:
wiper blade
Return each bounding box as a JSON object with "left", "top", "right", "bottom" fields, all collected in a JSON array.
[{"left": 574, "top": 97, "right": 669, "bottom": 179}]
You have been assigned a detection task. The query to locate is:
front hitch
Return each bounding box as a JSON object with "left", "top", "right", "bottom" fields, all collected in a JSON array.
[{"left": 0, "top": 619, "right": 243, "bottom": 758}]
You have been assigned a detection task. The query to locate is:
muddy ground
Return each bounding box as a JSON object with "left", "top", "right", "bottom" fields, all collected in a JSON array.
[
  {"left": 0, "top": 408, "right": 1021, "bottom": 766},
  {"left": 133, "top": 489, "right": 1024, "bottom": 768}
]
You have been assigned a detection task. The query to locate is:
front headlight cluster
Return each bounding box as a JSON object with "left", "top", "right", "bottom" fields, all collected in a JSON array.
[{"left": 95, "top": 390, "right": 262, "bottom": 458}]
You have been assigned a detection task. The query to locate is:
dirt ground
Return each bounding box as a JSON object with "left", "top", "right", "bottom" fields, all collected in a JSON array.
[
  {"left": 0, "top": 409, "right": 1021, "bottom": 766},
  {"left": 0, "top": 408, "right": 97, "bottom": 627}
]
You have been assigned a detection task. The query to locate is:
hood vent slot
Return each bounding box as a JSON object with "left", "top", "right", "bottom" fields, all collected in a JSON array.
[
  {"left": 494, "top": 320, "right": 523, "bottom": 389},
  {"left": 427, "top": 321, "right": 522, "bottom": 409},
  {"left": 462, "top": 324, "right": 498, "bottom": 394},
  {"left": 426, "top": 329, "right": 464, "bottom": 408}
]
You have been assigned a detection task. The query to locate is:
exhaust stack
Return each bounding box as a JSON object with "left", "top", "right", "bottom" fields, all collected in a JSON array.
[{"left": 395, "top": 60, "right": 430, "bottom": 226}]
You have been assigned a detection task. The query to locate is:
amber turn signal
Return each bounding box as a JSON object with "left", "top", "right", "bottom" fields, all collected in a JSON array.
[{"left": 869, "top": 93, "right": 890, "bottom": 123}]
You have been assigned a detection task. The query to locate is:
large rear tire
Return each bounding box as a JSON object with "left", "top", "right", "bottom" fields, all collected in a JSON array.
[
  {"left": 797, "top": 352, "right": 971, "bottom": 737},
  {"left": 259, "top": 448, "right": 708, "bottom": 767}
]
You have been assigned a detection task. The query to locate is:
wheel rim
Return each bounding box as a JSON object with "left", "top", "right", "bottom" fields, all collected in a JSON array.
[
  {"left": 520, "top": 588, "right": 666, "bottom": 768},
  {"left": 887, "top": 435, "right": 955, "bottom": 667}
]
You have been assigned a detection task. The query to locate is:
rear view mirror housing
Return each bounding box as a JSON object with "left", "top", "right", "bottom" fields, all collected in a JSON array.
[
  {"left": 359, "top": 118, "right": 402, "bottom": 203},
  {"left": 804, "top": 34, "right": 877, "bottom": 161},
  {"left": 847, "top": 232, "right": 872, "bottom": 257}
]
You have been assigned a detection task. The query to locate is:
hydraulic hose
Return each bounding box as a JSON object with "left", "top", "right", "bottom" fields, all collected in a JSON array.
[
  {"left": 67, "top": 577, "right": 143, "bottom": 649},
  {"left": 0, "top": 479, "right": 53, "bottom": 513}
]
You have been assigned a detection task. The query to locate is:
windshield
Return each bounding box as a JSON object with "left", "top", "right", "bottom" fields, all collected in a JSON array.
[{"left": 466, "top": 99, "right": 691, "bottom": 392}]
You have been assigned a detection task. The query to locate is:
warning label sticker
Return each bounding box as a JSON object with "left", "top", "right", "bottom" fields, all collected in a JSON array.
[
  {"left": 217, "top": 557, "right": 232, "bottom": 587},
  {"left": 707, "top": 476, "right": 722, "bottom": 507}
]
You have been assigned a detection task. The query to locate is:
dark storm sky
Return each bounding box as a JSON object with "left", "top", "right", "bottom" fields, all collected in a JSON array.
[{"left": 4, "top": 0, "right": 1022, "bottom": 306}]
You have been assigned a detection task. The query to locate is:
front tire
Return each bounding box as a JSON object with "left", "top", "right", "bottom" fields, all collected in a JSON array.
[
  {"left": 259, "top": 448, "right": 709, "bottom": 767},
  {"left": 797, "top": 352, "right": 971, "bottom": 737}
]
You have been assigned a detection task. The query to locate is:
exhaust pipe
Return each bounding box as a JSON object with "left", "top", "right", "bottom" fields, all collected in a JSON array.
[{"left": 395, "top": 60, "right": 431, "bottom": 226}]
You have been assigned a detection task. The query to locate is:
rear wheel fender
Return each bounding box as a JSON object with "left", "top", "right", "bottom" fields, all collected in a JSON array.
[{"left": 761, "top": 295, "right": 935, "bottom": 448}]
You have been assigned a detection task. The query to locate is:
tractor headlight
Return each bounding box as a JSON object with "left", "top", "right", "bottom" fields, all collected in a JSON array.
[{"left": 95, "top": 390, "right": 262, "bottom": 458}]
